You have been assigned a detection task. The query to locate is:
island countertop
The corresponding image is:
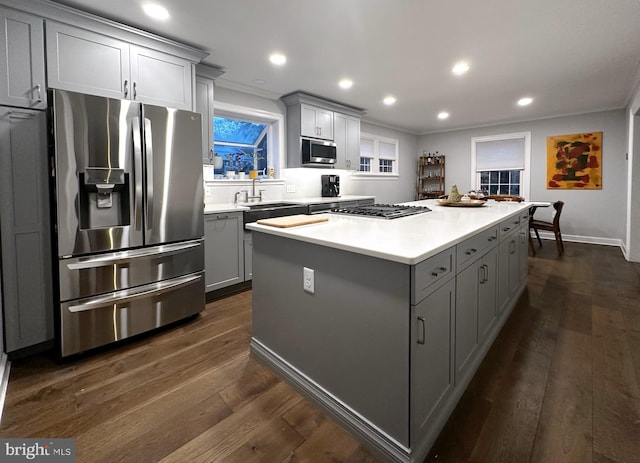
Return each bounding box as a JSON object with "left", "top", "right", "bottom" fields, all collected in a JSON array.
[{"left": 246, "top": 199, "right": 531, "bottom": 265}]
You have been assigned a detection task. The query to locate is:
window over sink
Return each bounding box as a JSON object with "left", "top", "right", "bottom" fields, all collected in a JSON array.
[{"left": 211, "top": 102, "right": 284, "bottom": 180}]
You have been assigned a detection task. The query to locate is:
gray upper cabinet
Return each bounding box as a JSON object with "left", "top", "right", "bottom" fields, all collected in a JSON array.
[
  {"left": 300, "top": 104, "right": 333, "bottom": 140},
  {"left": 129, "top": 44, "right": 193, "bottom": 110},
  {"left": 0, "top": 108, "right": 53, "bottom": 353},
  {"left": 0, "top": 8, "right": 46, "bottom": 109},
  {"left": 334, "top": 112, "right": 360, "bottom": 169},
  {"left": 282, "top": 92, "right": 365, "bottom": 168},
  {"left": 46, "top": 21, "right": 193, "bottom": 110},
  {"left": 195, "top": 75, "right": 214, "bottom": 163}
]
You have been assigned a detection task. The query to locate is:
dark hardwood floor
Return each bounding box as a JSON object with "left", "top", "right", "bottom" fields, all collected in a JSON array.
[{"left": 1, "top": 241, "right": 639, "bottom": 462}]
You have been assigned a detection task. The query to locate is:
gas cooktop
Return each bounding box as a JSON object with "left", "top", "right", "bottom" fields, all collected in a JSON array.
[{"left": 330, "top": 203, "right": 432, "bottom": 219}]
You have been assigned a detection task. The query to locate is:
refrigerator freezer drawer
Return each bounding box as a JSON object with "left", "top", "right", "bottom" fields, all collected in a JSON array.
[
  {"left": 58, "top": 239, "right": 204, "bottom": 301},
  {"left": 60, "top": 272, "right": 205, "bottom": 356}
]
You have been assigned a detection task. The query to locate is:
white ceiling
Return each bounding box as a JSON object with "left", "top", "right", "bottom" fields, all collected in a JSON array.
[{"left": 51, "top": 0, "right": 640, "bottom": 134}]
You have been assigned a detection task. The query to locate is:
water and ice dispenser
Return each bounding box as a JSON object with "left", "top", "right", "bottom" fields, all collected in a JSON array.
[{"left": 78, "top": 167, "right": 130, "bottom": 229}]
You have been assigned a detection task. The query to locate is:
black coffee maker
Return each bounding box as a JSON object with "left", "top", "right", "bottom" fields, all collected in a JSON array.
[{"left": 321, "top": 174, "right": 340, "bottom": 197}]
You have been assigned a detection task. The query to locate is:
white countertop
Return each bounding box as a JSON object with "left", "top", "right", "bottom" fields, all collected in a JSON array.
[
  {"left": 203, "top": 195, "right": 375, "bottom": 214},
  {"left": 246, "top": 199, "right": 532, "bottom": 265}
]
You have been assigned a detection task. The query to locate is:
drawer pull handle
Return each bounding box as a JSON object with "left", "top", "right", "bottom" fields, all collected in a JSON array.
[
  {"left": 417, "top": 317, "right": 426, "bottom": 344},
  {"left": 431, "top": 267, "right": 447, "bottom": 277},
  {"left": 466, "top": 248, "right": 477, "bottom": 255},
  {"left": 488, "top": 236, "right": 496, "bottom": 242},
  {"left": 502, "top": 227, "right": 511, "bottom": 232}
]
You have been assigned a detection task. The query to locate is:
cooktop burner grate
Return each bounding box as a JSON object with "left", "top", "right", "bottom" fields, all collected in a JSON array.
[{"left": 330, "top": 203, "right": 432, "bottom": 219}]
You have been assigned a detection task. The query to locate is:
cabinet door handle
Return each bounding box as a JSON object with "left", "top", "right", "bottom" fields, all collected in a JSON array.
[
  {"left": 465, "top": 248, "right": 477, "bottom": 256},
  {"left": 417, "top": 316, "right": 426, "bottom": 344},
  {"left": 216, "top": 215, "right": 229, "bottom": 219},
  {"left": 124, "top": 80, "right": 129, "bottom": 98},
  {"left": 133, "top": 81, "right": 137, "bottom": 99},
  {"left": 36, "top": 84, "right": 42, "bottom": 102},
  {"left": 7, "top": 111, "right": 34, "bottom": 119},
  {"left": 431, "top": 267, "right": 447, "bottom": 277},
  {"left": 509, "top": 240, "right": 516, "bottom": 254}
]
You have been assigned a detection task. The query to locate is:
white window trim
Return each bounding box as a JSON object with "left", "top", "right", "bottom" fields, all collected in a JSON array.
[
  {"left": 471, "top": 131, "right": 531, "bottom": 199},
  {"left": 354, "top": 132, "right": 400, "bottom": 177},
  {"left": 212, "top": 101, "right": 285, "bottom": 179}
]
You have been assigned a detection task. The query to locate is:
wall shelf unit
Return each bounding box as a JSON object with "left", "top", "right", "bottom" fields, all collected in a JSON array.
[{"left": 416, "top": 154, "right": 445, "bottom": 199}]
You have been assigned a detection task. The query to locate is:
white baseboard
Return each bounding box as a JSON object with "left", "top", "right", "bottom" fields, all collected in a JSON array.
[
  {"left": 0, "top": 353, "right": 10, "bottom": 426},
  {"left": 533, "top": 230, "right": 623, "bottom": 248}
]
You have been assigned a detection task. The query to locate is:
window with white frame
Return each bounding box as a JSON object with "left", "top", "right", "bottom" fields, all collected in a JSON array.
[
  {"left": 358, "top": 133, "right": 399, "bottom": 175},
  {"left": 471, "top": 132, "right": 531, "bottom": 199},
  {"left": 212, "top": 102, "right": 284, "bottom": 180}
]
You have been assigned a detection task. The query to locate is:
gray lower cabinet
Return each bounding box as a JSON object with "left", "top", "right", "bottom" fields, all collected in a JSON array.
[
  {"left": 455, "top": 246, "right": 497, "bottom": 381},
  {"left": 0, "top": 107, "right": 53, "bottom": 353},
  {"left": 0, "top": 7, "right": 46, "bottom": 109},
  {"left": 411, "top": 278, "right": 455, "bottom": 444},
  {"left": 243, "top": 232, "right": 252, "bottom": 281},
  {"left": 498, "top": 231, "right": 521, "bottom": 315},
  {"left": 204, "top": 212, "right": 244, "bottom": 291}
]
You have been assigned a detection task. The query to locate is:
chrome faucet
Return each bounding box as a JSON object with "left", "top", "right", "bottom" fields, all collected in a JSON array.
[
  {"left": 247, "top": 178, "right": 262, "bottom": 202},
  {"left": 234, "top": 190, "right": 248, "bottom": 205}
]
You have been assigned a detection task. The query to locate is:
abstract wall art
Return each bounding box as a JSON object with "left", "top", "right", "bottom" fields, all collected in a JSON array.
[{"left": 546, "top": 132, "right": 602, "bottom": 189}]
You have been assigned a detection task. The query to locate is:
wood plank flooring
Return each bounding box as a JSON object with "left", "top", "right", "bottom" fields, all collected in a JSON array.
[{"left": 2, "top": 241, "right": 639, "bottom": 462}]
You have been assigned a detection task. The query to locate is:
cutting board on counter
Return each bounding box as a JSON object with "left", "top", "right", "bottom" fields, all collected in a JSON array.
[{"left": 257, "top": 215, "right": 329, "bottom": 228}]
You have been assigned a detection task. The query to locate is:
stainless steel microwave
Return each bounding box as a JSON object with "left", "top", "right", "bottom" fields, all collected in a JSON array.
[{"left": 301, "top": 137, "right": 337, "bottom": 166}]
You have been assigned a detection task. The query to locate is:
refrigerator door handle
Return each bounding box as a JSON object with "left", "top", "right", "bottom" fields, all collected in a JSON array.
[
  {"left": 132, "top": 116, "right": 144, "bottom": 231},
  {"left": 67, "top": 273, "right": 202, "bottom": 313},
  {"left": 144, "top": 117, "right": 154, "bottom": 227},
  {"left": 65, "top": 240, "right": 202, "bottom": 270}
]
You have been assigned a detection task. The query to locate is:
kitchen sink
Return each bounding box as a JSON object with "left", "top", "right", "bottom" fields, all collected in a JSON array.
[{"left": 242, "top": 202, "right": 309, "bottom": 228}]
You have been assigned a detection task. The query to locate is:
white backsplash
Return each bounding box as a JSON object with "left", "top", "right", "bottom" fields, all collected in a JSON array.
[{"left": 203, "top": 166, "right": 355, "bottom": 205}]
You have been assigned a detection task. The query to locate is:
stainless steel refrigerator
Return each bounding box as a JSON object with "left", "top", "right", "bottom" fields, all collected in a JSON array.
[{"left": 50, "top": 89, "right": 205, "bottom": 356}]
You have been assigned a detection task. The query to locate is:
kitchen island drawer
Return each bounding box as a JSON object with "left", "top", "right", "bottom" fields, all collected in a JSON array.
[
  {"left": 456, "top": 226, "right": 498, "bottom": 270},
  {"left": 412, "top": 247, "right": 456, "bottom": 304},
  {"left": 498, "top": 214, "right": 522, "bottom": 240}
]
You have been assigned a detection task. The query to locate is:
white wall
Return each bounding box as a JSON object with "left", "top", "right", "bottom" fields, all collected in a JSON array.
[
  {"left": 626, "top": 82, "right": 640, "bottom": 261},
  {"left": 419, "top": 110, "right": 628, "bottom": 246},
  {"left": 348, "top": 121, "right": 418, "bottom": 204}
]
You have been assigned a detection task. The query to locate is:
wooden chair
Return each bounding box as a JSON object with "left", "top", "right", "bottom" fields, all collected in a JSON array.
[
  {"left": 485, "top": 194, "right": 525, "bottom": 202},
  {"left": 530, "top": 201, "right": 565, "bottom": 256}
]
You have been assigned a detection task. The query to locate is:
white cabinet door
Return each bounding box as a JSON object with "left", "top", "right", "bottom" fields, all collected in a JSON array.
[
  {"left": 0, "top": 8, "right": 46, "bottom": 109},
  {"left": 204, "top": 212, "right": 244, "bottom": 292},
  {"left": 130, "top": 44, "right": 193, "bottom": 110},
  {"left": 46, "top": 21, "right": 129, "bottom": 99}
]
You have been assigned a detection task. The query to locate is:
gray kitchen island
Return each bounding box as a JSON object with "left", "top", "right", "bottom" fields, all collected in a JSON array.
[{"left": 246, "top": 199, "right": 531, "bottom": 463}]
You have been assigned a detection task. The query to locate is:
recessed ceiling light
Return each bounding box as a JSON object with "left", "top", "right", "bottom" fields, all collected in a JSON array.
[
  {"left": 269, "top": 53, "right": 287, "bottom": 66},
  {"left": 383, "top": 96, "right": 396, "bottom": 105},
  {"left": 517, "top": 97, "right": 533, "bottom": 106},
  {"left": 452, "top": 61, "right": 470, "bottom": 76},
  {"left": 437, "top": 111, "right": 450, "bottom": 120},
  {"left": 142, "top": 3, "right": 169, "bottom": 20},
  {"left": 339, "top": 79, "right": 353, "bottom": 90}
]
